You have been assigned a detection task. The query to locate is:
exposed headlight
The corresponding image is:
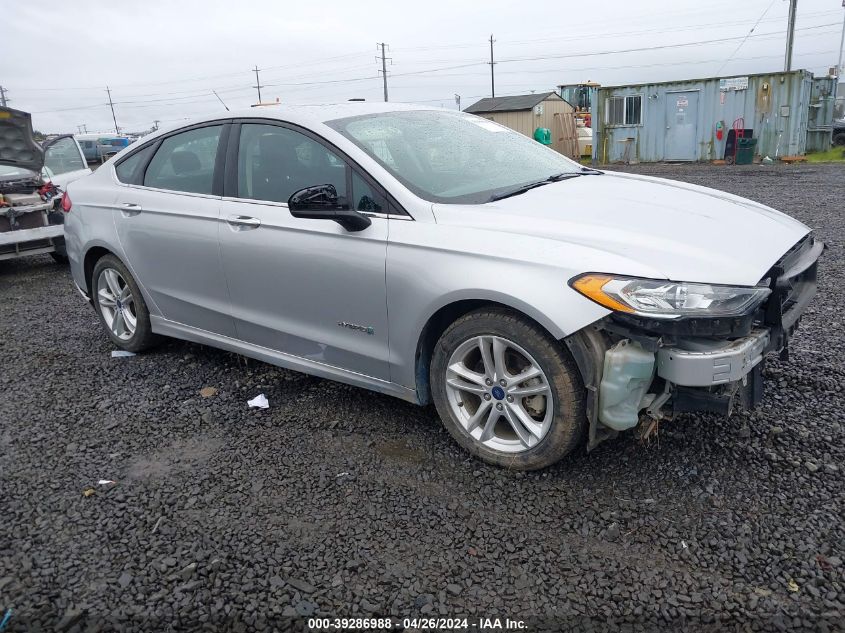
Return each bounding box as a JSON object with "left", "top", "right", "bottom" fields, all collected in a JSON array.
[{"left": 570, "top": 274, "right": 771, "bottom": 319}]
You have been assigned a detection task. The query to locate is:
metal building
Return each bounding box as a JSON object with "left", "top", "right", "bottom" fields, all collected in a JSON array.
[
  {"left": 464, "top": 92, "right": 578, "bottom": 158},
  {"left": 592, "top": 70, "right": 837, "bottom": 163}
]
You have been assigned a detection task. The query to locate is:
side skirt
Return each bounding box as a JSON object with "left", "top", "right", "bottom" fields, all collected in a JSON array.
[{"left": 150, "top": 316, "right": 420, "bottom": 404}]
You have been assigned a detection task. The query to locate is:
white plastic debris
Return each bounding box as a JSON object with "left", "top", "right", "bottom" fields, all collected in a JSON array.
[
  {"left": 111, "top": 350, "right": 136, "bottom": 358},
  {"left": 97, "top": 479, "right": 116, "bottom": 486},
  {"left": 681, "top": 540, "right": 689, "bottom": 549},
  {"left": 336, "top": 472, "right": 350, "bottom": 478},
  {"left": 248, "top": 393, "right": 269, "bottom": 409}
]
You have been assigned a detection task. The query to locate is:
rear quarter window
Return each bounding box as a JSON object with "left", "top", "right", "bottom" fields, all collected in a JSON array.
[{"left": 115, "top": 144, "right": 156, "bottom": 185}]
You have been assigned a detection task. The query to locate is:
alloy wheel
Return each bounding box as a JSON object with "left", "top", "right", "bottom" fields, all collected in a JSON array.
[
  {"left": 96, "top": 268, "right": 137, "bottom": 341},
  {"left": 444, "top": 335, "right": 553, "bottom": 453}
]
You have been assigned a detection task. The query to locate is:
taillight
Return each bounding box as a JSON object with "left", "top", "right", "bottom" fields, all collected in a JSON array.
[{"left": 61, "top": 192, "right": 72, "bottom": 213}]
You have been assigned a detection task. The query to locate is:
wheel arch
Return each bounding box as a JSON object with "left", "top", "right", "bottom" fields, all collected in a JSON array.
[
  {"left": 413, "top": 295, "right": 570, "bottom": 405},
  {"left": 83, "top": 245, "right": 114, "bottom": 294}
]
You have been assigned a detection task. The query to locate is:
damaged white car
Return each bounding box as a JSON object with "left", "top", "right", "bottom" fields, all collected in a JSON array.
[{"left": 0, "top": 107, "right": 90, "bottom": 262}]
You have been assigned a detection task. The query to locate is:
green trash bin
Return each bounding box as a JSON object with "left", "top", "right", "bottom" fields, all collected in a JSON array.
[
  {"left": 735, "top": 137, "right": 757, "bottom": 165},
  {"left": 533, "top": 127, "right": 552, "bottom": 145}
]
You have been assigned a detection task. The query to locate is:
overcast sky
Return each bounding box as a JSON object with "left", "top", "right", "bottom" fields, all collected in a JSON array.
[{"left": 2, "top": 0, "right": 843, "bottom": 134}]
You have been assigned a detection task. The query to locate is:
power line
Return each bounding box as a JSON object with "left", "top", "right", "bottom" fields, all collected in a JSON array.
[
  {"left": 497, "top": 22, "right": 840, "bottom": 65},
  {"left": 23, "top": 20, "right": 843, "bottom": 121},
  {"left": 715, "top": 0, "right": 778, "bottom": 75}
]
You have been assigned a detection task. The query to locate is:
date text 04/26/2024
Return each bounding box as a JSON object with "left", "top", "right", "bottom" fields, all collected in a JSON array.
[{"left": 307, "top": 617, "right": 526, "bottom": 630}]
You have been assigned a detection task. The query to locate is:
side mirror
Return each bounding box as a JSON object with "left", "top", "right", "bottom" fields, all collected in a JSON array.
[{"left": 288, "top": 184, "right": 372, "bottom": 232}]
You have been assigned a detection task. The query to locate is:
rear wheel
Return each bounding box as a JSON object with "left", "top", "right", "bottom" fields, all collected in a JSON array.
[
  {"left": 833, "top": 132, "right": 845, "bottom": 147},
  {"left": 430, "top": 308, "right": 586, "bottom": 470},
  {"left": 91, "top": 254, "right": 159, "bottom": 352}
]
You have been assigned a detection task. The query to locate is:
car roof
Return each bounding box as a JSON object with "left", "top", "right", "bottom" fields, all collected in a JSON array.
[{"left": 152, "top": 102, "right": 445, "bottom": 138}]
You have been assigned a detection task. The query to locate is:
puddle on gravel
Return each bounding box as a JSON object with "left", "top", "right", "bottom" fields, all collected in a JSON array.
[
  {"left": 125, "top": 436, "right": 223, "bottom": 480},
  {"left": 372, "top": 438, "right": 427, "bottom": 464}
]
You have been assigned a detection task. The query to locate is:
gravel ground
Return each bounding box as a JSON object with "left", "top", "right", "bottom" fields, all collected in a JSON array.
[{"left": 0, "top": 163, "right": 843, "bottom": 632}]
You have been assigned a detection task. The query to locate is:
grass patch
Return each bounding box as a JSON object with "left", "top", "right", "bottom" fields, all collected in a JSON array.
[{"left": 805, "top": 147, "right": 845, "bottom": 163}]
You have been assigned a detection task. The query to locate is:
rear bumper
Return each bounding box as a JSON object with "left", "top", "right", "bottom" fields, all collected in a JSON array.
[
  {"left": 0, "top": 224, "right": 63, "bottom": 260},
  {"left": 0, "top": 224, "right": 64, "bottom": 246}
]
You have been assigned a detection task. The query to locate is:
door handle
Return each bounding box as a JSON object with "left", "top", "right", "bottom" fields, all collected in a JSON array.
[
  {"left": 120, "top": 202, "right": 142, "bottom": 217},
  {"left": 226, "top": 215, "right": 261, "bottom": 229}
]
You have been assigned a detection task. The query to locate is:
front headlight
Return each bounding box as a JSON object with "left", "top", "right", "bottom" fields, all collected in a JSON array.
[{"left": 570, "top": 273, "right": 771, "bottom": 319}]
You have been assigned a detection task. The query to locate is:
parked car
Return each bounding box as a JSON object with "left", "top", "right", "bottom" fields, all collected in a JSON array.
[
  {"left": 1, "top": 107, "right": 91, "bottom": 262},
  {"left": 833, "top": 119, "right": 845, "bottom": 147},
  {"left": 63, "top": 104, "right": 822, "bottom": 469},
  {"left": 75, "top": 133, "right": 132, "bottom": 162}
]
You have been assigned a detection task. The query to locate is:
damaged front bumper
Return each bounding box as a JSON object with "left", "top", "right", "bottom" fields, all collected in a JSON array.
[
  {"left": 656, "top": 328, "right": 770, "bottom": 387},
  {"left": 566, "top": 234, "right": 824, "bottom": 449}
]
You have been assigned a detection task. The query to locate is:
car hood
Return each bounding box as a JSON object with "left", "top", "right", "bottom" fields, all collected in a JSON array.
[
  {"left": 431, "top": 171, "right": 810, "bottom": 286},
  {"left": 0, "top": 107, "right": 44, "bottom": 173}
]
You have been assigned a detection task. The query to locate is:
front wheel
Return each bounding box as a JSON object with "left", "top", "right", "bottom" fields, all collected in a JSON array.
[
  {"left": 91, "top": 254, "right": 159, "bottom": 353},
  {"left": 430, "top": 308, "right": 586, "bottom": 470}
]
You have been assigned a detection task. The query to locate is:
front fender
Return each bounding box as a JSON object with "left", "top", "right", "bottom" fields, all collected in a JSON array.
[{"left": 387, "top": 220, "right": 611, "bottom": 390}]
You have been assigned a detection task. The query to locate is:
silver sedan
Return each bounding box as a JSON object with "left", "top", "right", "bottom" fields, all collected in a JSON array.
[{"left": 63, "top": 103, "right": 820, "bottom": 469}]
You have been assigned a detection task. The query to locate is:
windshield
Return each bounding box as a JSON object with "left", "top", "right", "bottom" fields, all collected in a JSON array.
[{"left": 326, "top": 110, "right": 583, "bottom": 204}]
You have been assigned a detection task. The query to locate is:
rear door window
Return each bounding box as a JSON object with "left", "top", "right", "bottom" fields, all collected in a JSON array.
[{"left": 143, "top": 126, "right": 222, "bottom": 195}]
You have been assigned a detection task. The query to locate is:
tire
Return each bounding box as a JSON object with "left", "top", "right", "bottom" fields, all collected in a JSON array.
[
  {"left": 50, "top": 237, "right": 68, "bottom": 264},
  {"left": 833, "top": 133, "right": 845, "bottom": 147},
  {"left": 430, "top": 307, "right": 586, "bottom": 470},
  {"left": 91, "top": 254, "right": 159, "bottom": 353}
]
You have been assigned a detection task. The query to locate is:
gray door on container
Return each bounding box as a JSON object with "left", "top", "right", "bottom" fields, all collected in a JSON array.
[{"left": 664, "top": 91, "right": 699, "bottom": 160}]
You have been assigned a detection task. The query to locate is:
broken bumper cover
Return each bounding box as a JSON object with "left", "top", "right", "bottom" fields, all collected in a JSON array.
[
  {"left": 656, "top": 329, "right": 770, "bottom": 387},
  {"left": 0, "top": 224, "right": 64, "bottom": 260},
  {"left": 0, "top": 224, "right": 64, "bottom": 246}
]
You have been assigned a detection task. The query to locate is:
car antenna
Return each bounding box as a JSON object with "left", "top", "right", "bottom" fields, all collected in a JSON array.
[{"left": 212, "top": 90, "right": 230, "bottom": 111}]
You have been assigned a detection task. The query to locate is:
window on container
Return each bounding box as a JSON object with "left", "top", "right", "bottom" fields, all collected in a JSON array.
[
  {"left": 606, "top": 95, "right": 642, "bottom": 126},
  {"left": 606, "top": 97, "right": 625, "bottom": 125},
  {"left": 625, "top": 95, "right": 642, "bottom": 125}
]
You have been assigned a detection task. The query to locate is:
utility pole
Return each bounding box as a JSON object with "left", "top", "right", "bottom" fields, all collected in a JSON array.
[
  {"left": 253, "top": 66, "right": 263, "bottom": 104},
  {"left": 105, "top": 86, "right": 119, "bottom": 135},
  {"left": 784, "top": 0, "right": 798, "bottom": 72},
  {"left": 455, "top": 94, "right": 461, "bottom": 111},
  {"left": 488, "top": 34, "right": 496, "bottom": 98},
  {"left": 0, "top": 85, "right": 8, "bottom": 107},
  {"left": 838, "top": 0, "right": 845, "bottom": 77},
  {"left": 377, "top": 43, "right": 390, "bottom": 102},
  {"left": 153, "top": 120, "right": 160, "bottom": 131}
]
